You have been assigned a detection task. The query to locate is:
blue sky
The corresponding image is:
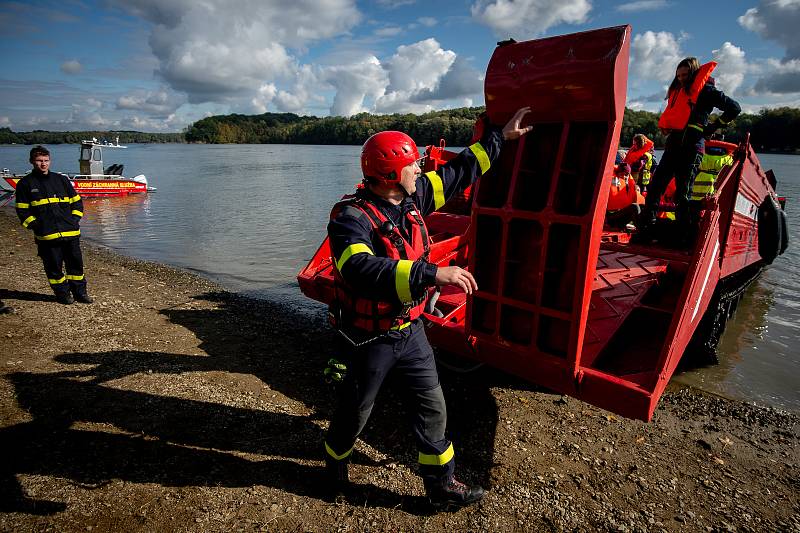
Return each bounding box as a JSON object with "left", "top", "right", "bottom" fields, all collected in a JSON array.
[{"left": 1, "top": 0, "right": 799, "bottom": 132}]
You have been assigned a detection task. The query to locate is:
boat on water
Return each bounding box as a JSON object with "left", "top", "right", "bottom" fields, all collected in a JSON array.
[
  {"left": 2, "top": 137, "right": 154, "bottom": 197},
  {"left": 298, "top": 25, "right": 790, "bottom": 421}
]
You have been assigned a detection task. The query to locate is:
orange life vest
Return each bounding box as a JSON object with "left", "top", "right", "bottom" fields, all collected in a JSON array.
[
  {"left": 331, "top": 196, "right": 431, "bottom": 333},
  {"left": 607, "top": 175, "right": 641, "bottom": 211},
  {"left": 657, "top": 62, "right": 717, "bottom": 131},
  {"left": 623, "top": 137, "right": 654, "bottom": 165}
]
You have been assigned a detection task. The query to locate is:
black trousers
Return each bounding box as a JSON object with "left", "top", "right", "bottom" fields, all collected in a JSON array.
[
  {"left": 325, "top": 319, "right": 455, "bottom": 482},
  {"left": 644, "top": 133, "right": 703, "bottom": 231},
  {"left": 37, "top": 238, "right": 87, "bottom": 296}
]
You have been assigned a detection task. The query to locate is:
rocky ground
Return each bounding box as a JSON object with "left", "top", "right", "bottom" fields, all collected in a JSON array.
[{"left": 0, "top": 209, "right": 798, "bottom": 532}]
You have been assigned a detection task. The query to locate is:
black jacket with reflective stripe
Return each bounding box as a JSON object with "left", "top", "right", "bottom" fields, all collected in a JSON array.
[
  {"left": 328, "top": 125, "right": 504, "bottom": 303},
  {"left": 15, "top": 171, "right": 83, "bottom": 241}
]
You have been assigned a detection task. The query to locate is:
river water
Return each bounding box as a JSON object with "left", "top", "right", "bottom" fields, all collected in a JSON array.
[{"left": 1, "top": 143, "right": 798, "bottom": 413}]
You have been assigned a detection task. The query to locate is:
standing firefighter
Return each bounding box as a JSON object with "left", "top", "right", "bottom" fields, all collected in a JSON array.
[
  {"left": 324, "top": 108, "right": 532, "bottom": 509},
  {"left": 14, "top": 146, "right": 93, "bottom": 305}
]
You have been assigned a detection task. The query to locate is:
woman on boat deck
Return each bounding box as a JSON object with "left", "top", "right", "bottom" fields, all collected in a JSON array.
[{"left": 637, "top": 57, "right": 740, "bottom": 246}]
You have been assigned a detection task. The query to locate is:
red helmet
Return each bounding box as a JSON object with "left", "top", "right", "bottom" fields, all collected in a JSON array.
[{"left": 361, "top": 131, "right": 420, "bottom": 185}]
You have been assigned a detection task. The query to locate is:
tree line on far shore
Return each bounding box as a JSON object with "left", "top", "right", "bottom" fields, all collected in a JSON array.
[
  {"left": 0, "top": 127, "right": 184, "bottom": 145},
  {"left": 3, "top": 106, "right": 800, "bottom": 153}
]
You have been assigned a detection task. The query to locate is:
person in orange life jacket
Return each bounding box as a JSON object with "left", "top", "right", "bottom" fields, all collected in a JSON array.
[
  {"left": 324, "top": 107, "right": 533, "bottom": 508},
  {"left": 638, "top": 57, "right": 740, "bottom": 246},
  {"left": 626, "top": 134, "right": 657, "bottom": 193},
  {"left": 14, "top": 146, "right": 92, "bottom": 305}
]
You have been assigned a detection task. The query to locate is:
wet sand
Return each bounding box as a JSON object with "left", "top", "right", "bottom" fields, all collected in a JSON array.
[{"left": 0, "top": 209, "right": 798, "bottom": 532}]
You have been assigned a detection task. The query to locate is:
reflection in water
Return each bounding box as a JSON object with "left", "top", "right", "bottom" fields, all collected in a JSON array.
[{"left": 1, "top": 144, "right": 798, "bottom": 412}]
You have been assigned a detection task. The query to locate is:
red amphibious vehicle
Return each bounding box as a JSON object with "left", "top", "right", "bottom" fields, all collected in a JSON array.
[{"left": 298, "top": 26, "right": 789, "bottom": 421}]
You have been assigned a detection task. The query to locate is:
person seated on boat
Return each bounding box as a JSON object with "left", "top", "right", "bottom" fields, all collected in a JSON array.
[
  {"left": 606, "top": 163, "right": 643, "bottom": 229},
  {"left": 636, "top": 57, "right": 740, "bottom": 247},
  {"left": 625, "top": 134, "right": 657, "bottom": 193},
  {"left": 688, "top": 134, "right": 736, "bottom": 235},
  {"left": 14, "top": 145, "right": 93, "bottom": 305},
  {"left": 323, "top": 107, "right": 532, "bottom": 509}
]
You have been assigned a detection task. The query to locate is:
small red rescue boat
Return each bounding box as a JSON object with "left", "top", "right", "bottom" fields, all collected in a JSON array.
[
  {"left": 2, "top": 138, "right": 154, "bottom": 198},
  {"left": 298, "top": 26, "right": 789, "bottom": 421}
]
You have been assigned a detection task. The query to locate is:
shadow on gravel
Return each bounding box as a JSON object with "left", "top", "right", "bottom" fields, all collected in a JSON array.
[
  {"left": 0, "top": 288, "right": 54, "bottom": 303},
  {"left": 1, "top": 291, "right": 503, "bottom": 515}
]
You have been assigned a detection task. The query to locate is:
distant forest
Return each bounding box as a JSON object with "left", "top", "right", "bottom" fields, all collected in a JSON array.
[
  {"left": 184, "top": 106, "right": 800, "bottom": 153},
  {"left": 3, "top": 106, "right": 800, "bottom": 153},
  {"left": 0, "top": 128, "right": 183, "bottom": 145}
]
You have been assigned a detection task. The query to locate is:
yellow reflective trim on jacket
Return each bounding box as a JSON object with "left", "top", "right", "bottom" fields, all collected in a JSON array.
[
  {"left": 469, "top": 142, "right": 491, "bottom": 174},
  {"left": 425, "top": 171, "right": 446, "bottom": 210},
  {"left": 35, "top": 229, "right": 81, "bottom": 241},
  {"left": 395, "top": 259, "right": 413, "bottom": 304},
  {"left": 16, "top": 202, "right": 30, "bottom": 209},
  {"left": 390, "top": 321, "right": 411, "bottom": 331},
  {"left": 419, "top": 443, "right": 455, "bottom": 466},
  {"left": 325, "top": 442, "right": 353, "bottom": 461},
  {"left": 71, "top": 210, "right": 83, "bottom": 217},
  {"left": 65, "top": 274, "right": 84, "bottom": 281},
  {"left": 691, "top": 153, "right": 733, "bottom": 199},
  {"left": 48, "top": 276, "right": 66, "bottom": 285},
  {"left": 30, "top": 196, "right": 70, "bottom": 207},
  {"left": 687, "top": 123, "right": 703, "bottom": 133},
  {"left": 335, "top": 243, "right": 374, "bottom": 273},
  {"left": 69, "top": 195, "right": 81, "bottom": 203},
  {"left": 22, "top": 215, "right": 36, "bottom": 228}
]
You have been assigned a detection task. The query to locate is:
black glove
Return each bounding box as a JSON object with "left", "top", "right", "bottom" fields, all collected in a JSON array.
[{"left": 703, "top": 115, "right": 723, "bottom": 138}]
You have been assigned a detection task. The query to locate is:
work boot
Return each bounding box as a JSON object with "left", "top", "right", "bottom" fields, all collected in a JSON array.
[
  {"left": 73, "top": 291, "right": 94, "bottom": 304},
  {"left": 426, "top": 476, "right": 485, "bottom": 510},
  {"left": 55, "top": 292, "right": 74, "bottom": 305},
  {"left": 325, "top": 460, "right": 350, "bottom": 497}
]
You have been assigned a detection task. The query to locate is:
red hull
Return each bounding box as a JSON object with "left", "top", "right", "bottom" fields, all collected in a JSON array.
[
  {"left": 3, "top": 176, "right": 148, "bottom": 198},
  {"left": 298, "top": 26, "right": 787, "bottom": 421}
]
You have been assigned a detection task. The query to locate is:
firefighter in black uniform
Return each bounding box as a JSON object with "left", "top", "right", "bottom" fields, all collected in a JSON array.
[
  {"left": 15, "top": 146, "right": 93, "bottom": 305},
  {"left": 323, "top": 108, "right": 532, "bottom": 509}
]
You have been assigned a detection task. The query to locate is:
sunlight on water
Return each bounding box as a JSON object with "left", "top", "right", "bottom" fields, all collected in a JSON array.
[{"left": 1, "top": 143, "right": 798, "bottom": 412}]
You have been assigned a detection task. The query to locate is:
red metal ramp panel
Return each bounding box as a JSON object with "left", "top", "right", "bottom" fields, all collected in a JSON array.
[{"left": 466, "top": 26, "right": 631, "bottom": 393}]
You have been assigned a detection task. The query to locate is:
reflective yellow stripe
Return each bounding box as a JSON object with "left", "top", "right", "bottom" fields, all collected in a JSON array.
[
  {"left": 71, "top": 210, "right": 83, "bottom": 217},
  {"left": 335, "top": 243, "right": 374, "bottom": 273},
  {"left": 22, "top": 215, "right": 36, "bottom": 228},
  {"left": 687, "top": 123, "right": 703, "bottom": 132},
  {"left": 48, "top": 276, "right": 66, "bottom": 285},
  {"left": 325, "top": 442, "right": 353, "bottom": 461},
  {"left": 390, "top": 321, "right": 411, "bottom": 331},
  {"left": 419, "top": 443, "right": 455, "bottom": 466},
  {"left": 16, "top": 202, "right": 30, "bottom": 208},
  {"left": 395, "top": 259, "right": 413, "bottom": 304},
  {"left": 36, "top": 229, "right": 81, "bottom": 241},
  {"left": 31, "top": 196, "right": 70, "bottom": 206},
  {"left": 425, "top": 171, "right": 446, "bottom": 210},
  {"left": 69, "top": 195, "right": 81, "bottom": 203},
  {"left": 65, "top": 274, "right": 84, "bottom": 281},
  {"left": 469, "top": 142, "right": 491, "bottom": 174}
]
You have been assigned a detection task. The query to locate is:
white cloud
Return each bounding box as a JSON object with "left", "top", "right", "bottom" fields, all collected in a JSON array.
[
  {"left": 739, "top": 1, "right": 800, "bottom": 60},
  {"left": 116, "top": 87, "right": 186, "bottom": 117},
  {"left": 471, "top": 0, "right": 591, "bottom": 38},
  {"left": 323, "top": 56, "right": 388, "bottom": 116},
  {"left": 615, "top": 0, "right": 669, "bottom": 13},
  {"left": 739, "top": 1, "right": 800, "bottom": 94},
  {"left": 712, "top": 42, "right": 749, "bottom": 95},
  {"left": 374, "top": 26, "right": 402, "bottom": 37},
  {"left": 418, "top": 17, "right": 436, "bottom": 27},
  {"left": 60, "top": 60, "right": 82, "bottom": 74},
  {"left": 0, "top": 116, "right": 10, "bottom": 127},
  {"left": 630, "top": 31, "right": 684, "bottom": 83},
  {"left": 113, "top": 0, "right": 361, "bottom": 103}
]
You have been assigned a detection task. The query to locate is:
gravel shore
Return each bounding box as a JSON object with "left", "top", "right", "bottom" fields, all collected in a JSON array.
[{"left": 0, "top": 208, "right": 798, "bottom": 532}]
